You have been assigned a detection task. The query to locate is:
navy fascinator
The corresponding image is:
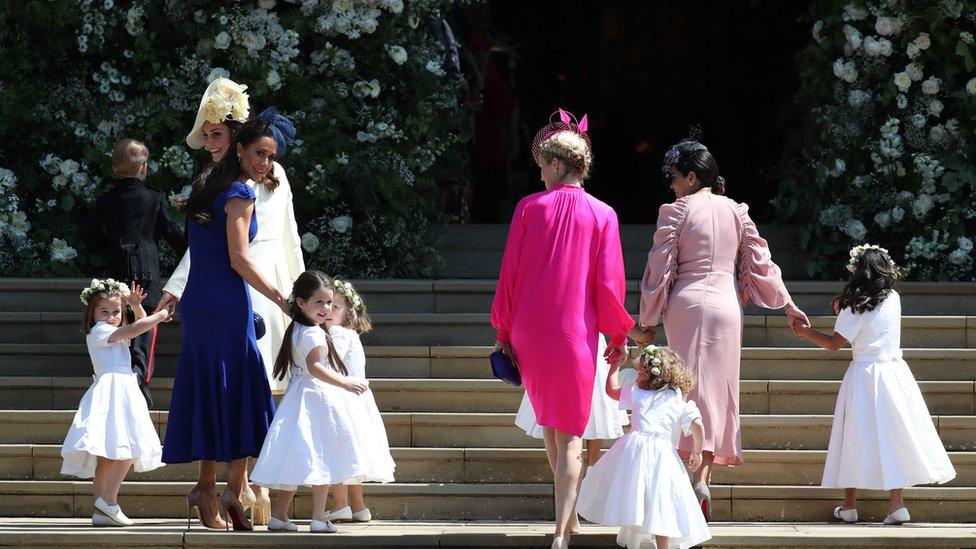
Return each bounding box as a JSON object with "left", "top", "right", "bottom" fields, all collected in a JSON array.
[{"left": 256, "top": 107, "right": 297, "bottom": 158}]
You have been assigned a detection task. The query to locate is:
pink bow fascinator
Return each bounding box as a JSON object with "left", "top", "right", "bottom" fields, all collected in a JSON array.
[{"left": 531, "top": 108, "right": 592, "bottom": 164}]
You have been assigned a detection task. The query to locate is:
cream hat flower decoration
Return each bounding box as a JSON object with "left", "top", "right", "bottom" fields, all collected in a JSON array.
[{"left": 186, "top": 77, "right": 250, "bottom": 149}]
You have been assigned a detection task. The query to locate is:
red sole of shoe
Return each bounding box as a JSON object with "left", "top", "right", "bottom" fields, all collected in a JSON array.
[{"left": 701, "top": 499, "right": 711, "bottom": 522}]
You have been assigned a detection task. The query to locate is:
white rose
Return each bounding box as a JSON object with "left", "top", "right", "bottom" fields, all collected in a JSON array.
[
  {"left": 368, "top": 79, "right": 381, "bottom": 98},
  {"left": 910, "top": 113, "right": 926, "bottom": 128},
  {"left": 879, "top": 38, "right": 893, "bottom": 56},
  {"left": 829, "top": 158, "right": 846, "bottom": 177},
  {"left": 907, "top": 42, "right": 920, "bottom": 58},
  {"left": 266, "top": 69, "right": 282, "bottom": 90},
  {"left": 891, "top": 206, "right": 905, "bottom": 222},
  {"left": 914, "top": 32, "right": 931, "bottom": 50},
  {"left": 967, "top": 78, "right": 976, "bottom": 96},
  {"left": 948, "top": 249, "right": 970, "bottom": 265},
  {"left": 946, "top": 118, "right": 960, "bottom": 136},
  {"left": 912, "top": 194, "right": 934, "bottom": 219},
  {"left": 388, "top": 45, "right": 408, "bottom": 65},
  {"left": 214, "top": 31, "right": 231, "bottom": 50},
  {"left": 921, "top": 76, "right": 941, "bottom": 95},
  {"left": 874, "top": 211, "right": 892, "bottom": 228},
  {"left": 300, "top": 232, "right": 320, "bottom": 252},
  {"left": 207, "top": 67, "right": 230, "bottom": 83},
  {"left": 388, "top": 0, "right": 404, "bottom": 14},
  {"left": 812, "top": 20, "right": 824, "bottom": 44},
  {"left": 863, "top": 36, "right": 882, "bottom": 57},
  {"left": 927, "top": 99, "right": 943, "bottom": 117},
  {"left": 843, "top": 219, "right": 867, "bottom": 241},
  {"left": 842, "top": 24, "right": 861, "bottom": 49},
  {"left": 893, "top": 72, "right": 911, "bottom": 92},
  {"left": 59, "top": 159, "right": 79, "bottom": 176},
  {"left": 905, "top": 63, "right": 923, "bottom": 81},
  {"left": 896, "top": 94, "right": 908, "bottom": 109},
  {"left": 329, "top": 215, "right": 352, "bottom": 233},
  {"left": 50, "top": 238, "right": 78, "bottom": 262},
  {"left": 875, "top": 16, "right": 900, "bottom": 36},
  {"left": 958, "top": 236, "right": 974, "bottom": 252},
  {"left": 333, "top": 0, "right": 352, "bottom": 12},
  {"left": 929, "top": 124, "right": 947, "bottom": 143}
]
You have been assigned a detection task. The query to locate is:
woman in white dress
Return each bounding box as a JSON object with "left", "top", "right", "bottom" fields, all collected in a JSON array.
[
  {"left": 793, "top": 245, "right": 956, "bottom": 525},
  {"left": 156, "top": 79, "right": 303, "bottom": 526},
  {"left": 577, "top": 345, "right": 710, "bottom": 549}
]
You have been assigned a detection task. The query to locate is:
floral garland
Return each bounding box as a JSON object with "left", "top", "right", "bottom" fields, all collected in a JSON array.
[
  {"left": 847, "top": 243, "right": 898, "bottom": 273},
  {"left": 79, "top": 278, "right": 130, "bottom": 305},
  {"left": 331, "top": 277, "right": 365, "bottom": 313},
  {"left": 635, "top": 344, "right": 663, "bottom": 376}
]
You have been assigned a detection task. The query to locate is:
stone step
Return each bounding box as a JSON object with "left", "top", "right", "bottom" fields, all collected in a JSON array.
[
  {"left": 1, "top": 410, "right": 973, "bottom": 451},
  {"left": 1, "top": 344, "right": 974, "bottom": 381},
  {"left": 4, "top": 278, "right": 974, "bottom": 316},
  {"left": 0, "top": 481, "right": 974, "bottom": 522},
  {"left": 4, "top": 445, "right": 975, "bottom": 487},
  {"left": 2, "top": 519, "right": 976, "bottom": 549},
  {"left": 0, "top": 312, "right": 972, "bottom": 348},
  {"left": 3, "top": 377, "right": 973, "bottom": 416}
]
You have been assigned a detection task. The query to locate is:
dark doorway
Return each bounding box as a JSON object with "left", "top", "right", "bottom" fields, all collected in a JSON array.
[{"left": 463, "top": 0, "right": 809, "bottom": 223}]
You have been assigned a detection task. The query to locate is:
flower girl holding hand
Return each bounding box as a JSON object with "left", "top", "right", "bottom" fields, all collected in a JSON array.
[
  {"left": 576, "top": 346, "right": 711, "bottom": 549},
  {"left": 792, "top": 245, "right": 955, "bottom": 525}
]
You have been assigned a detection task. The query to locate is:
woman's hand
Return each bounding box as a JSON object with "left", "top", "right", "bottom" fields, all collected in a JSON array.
[
  {"left": 154, "top": 291, "right": 179, "bottom": 321},
  {"left": 494, "top": 341, "right": 514, "bottom": 359},
  {"left": 604, "top": 344, "right": 628, "bottom": 367},
  {"left": 628, "top": 325, "right": 656, "bottom": 347},
  {"left": 785, "top": 302, "right": 810, "bottom": 329},
  {"left": 342, "top": 379, "right": 368, "bottom": 395},
  {"left": 125, "top": 282, "right": 146, "bottom": 308},
  {"left": 688, "top": 451, "right": 703, "bottom": 472}
]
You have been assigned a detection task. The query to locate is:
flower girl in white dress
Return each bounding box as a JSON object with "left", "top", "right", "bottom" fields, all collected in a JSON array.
[
  {"left": 323, "top": 278, "right": 396, "bottom": 524},
  {"left": 250, "top": 271, "right": 391, "bottom": 533},
  {"left": 792, "top": 245, "right": 955, "bottom": 525},
  {"left": 577, "top": 345, "right": 711, "bottom": 549},
  {"left": 61, "top": 280, "right": 170, "bottom": 527}
]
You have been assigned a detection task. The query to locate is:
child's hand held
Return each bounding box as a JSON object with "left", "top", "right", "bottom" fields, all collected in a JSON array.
[
  {"left": 688, "top": 451, "right": 702, "bottom": 472},
  {"left": 343, "top": 379, "right": 368, "bottom": 395}
]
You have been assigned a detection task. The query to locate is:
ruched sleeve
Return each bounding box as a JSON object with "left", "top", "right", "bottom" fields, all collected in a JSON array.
[
  {"left": 594, "top": 210, "right": 635, "bottom": 347},
  {"left": 639, "top": 199, "right": 689, "bottom": 327},
  {"left": 735, "top": 202, "right": 790, "bottom": 309},
  {"left": 490, "top": 199, "right": 528, "bottom": 344},
  {"left": 679, "top": 398, "right": 702, "bottom": 437}
]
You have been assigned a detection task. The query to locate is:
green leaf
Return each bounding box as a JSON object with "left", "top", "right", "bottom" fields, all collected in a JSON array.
[{"left": 956, "top": 41, "right": 975, "bottom": 72}]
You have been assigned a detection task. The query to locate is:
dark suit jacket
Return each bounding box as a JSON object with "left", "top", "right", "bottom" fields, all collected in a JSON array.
[{"left": 80, "top": 178, "right": 187, "bottom": 308}]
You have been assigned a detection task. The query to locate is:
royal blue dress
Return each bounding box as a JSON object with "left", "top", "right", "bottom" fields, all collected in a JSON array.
[{"left": 163, "top": 181, "right": 276, "bottom": 463}]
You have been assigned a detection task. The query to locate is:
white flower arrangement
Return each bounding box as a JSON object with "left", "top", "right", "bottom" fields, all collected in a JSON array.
[
  {"left": 331, "top": 277, "right": 365, "bottom": 313},
  {"left": 50, "top": 238, "right": 78, "bottom": 263},
  {"left": 847, "top": 243, "right": 896, "bottom": 273},
  {"left": 79, "top": 278, "right": 130, "bottom": 305},
  {"left": 300, "top": 232, "right": 320, "bottom": 252},
  {"left": 636, "top": 345, "right": 663, "bottom": 376}
]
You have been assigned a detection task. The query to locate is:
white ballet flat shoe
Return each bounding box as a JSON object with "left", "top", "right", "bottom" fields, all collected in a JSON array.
[
  {"left": 310, "top": 519, "right": 338, "bottom": 533},
  {"left": 551, "top": 534, "right": 568, "bottom": 549},
  {"left": 883, "top": 507, "right": 911, "bottom": 525},
  {"left": 325, "top": 506, "right": 353, "bottom": 522},
  {"left": 93, "top": 497, "right": 133, "bottom": 526},
  {"left": 91, "top": 512, "right": 122, "bottom": 527},
  {"left": 352, "top": 507, "right": 372, "bottom": 522},
  {"left": 833, "top": 505, "right": 858, "bottom": 524},
  {"left": 267, "top": 517, "right": 298, "bottom": 532}
]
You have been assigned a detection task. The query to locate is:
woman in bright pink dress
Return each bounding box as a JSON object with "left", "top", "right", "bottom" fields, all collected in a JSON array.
[
  {"left": 491, "top": 111, "right": 635, "bottom": 549},
  {"left": 639, "top": 139, "right": 809, "bottom": 520}
]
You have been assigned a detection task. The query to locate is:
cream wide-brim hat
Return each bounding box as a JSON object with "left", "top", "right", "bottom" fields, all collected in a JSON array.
[{"left": 185, "top": 77, "right": 251, "bottom": 149}]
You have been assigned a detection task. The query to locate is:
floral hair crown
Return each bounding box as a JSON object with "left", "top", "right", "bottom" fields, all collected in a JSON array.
[
  {"left": 331, "top": 278, "right": 366, "bottom": 314},
  {"left": 79, "top": 278, "right": 130, "bottom": 305},
  {"left": 636, "top": 345, "right": 663, "bottom": 376},
  {"left": 531, "top": 108, "right": 591, "bottom": 165},
  {"left": 847, "top": 243, "right": 897, "bottom": 273}
]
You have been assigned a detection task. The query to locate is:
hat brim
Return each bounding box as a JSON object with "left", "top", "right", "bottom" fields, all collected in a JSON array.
[{"left": 186, "top": 78, "right": 249, "bottom": 150}]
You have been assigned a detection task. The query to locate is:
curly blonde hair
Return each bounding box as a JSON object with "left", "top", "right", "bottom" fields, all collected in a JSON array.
[
  {"left": 537, "top": 131, "right": 593, "bottom": 180},
  {"left": 635, "top": 346, "right": 696, "bottom": 395}
]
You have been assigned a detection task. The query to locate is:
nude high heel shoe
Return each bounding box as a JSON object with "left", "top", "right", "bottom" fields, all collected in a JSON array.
[
  {"left": 185, "top": 486, "right": 227, "bottom": 530},
  {"left": 241, "top": 484, "right": 271, "bottom": 526},
  {"left": 219, "top": 488, "right": 253, "bottom": 531}
]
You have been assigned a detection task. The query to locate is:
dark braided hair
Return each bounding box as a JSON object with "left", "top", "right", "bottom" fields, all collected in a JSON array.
[{"left": 835, "top": 248, "right": 901, "bottom": 314}]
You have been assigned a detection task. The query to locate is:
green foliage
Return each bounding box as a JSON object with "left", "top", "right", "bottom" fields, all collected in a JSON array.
[
  {"left": 777, "top": 0, "right": 975, "bottom": 281},
  {"left": 0, "top": 0, "right": 473, "bottom": 278}
]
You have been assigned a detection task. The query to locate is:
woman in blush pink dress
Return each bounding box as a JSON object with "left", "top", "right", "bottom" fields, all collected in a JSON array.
[
  {"left": 639, "top": 139, "right": 809, "bottom": 521},
  {"left": 491, "top": 110, "right": 639, "bottom": 549}
]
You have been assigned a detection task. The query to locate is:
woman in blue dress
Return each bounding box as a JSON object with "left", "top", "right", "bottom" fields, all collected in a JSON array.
[{"left": 163, "top": 119, "right": 288, "bottom": 531}]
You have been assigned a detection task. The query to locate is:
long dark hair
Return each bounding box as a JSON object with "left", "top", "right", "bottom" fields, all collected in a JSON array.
[
  {"left": 186, "top": 118, "right": 278, "bottom": 224},
  {"left": 835, "top": 248, "right": 900, "bottom": 314},
  {"left": 663, "top": 139, "right": 726, "bottom": 195},
  {"left": 273, "top": 271, "right": 348, "bottom": 381}
]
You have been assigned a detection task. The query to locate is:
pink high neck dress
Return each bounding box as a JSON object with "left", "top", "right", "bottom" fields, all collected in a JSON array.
[
  {"left": 640, "top": 191, "right": 791, "bottom": 465},
  {"left": 491, "top": 184, "right": 634, "bottom": 436}
]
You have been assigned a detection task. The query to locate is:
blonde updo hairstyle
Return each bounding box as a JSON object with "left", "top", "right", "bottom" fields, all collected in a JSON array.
[
  {"left": 537, "top": 131, "right": 593, "bottom": 181},
  {"left": 635, "top": 346, "right": 696, "bottom": 396}
]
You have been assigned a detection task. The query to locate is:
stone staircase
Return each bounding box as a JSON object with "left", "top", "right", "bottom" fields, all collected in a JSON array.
[{"left": 0, "top": 260, "right": 974, "bottom": 545}]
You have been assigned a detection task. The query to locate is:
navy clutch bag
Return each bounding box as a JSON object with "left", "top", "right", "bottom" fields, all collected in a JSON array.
[
  {"left": 253, "top": 312, "right": 266, "bottom": 340},
  {"left": 490, "top": 350, "right": 522, "bottom": 386}
]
